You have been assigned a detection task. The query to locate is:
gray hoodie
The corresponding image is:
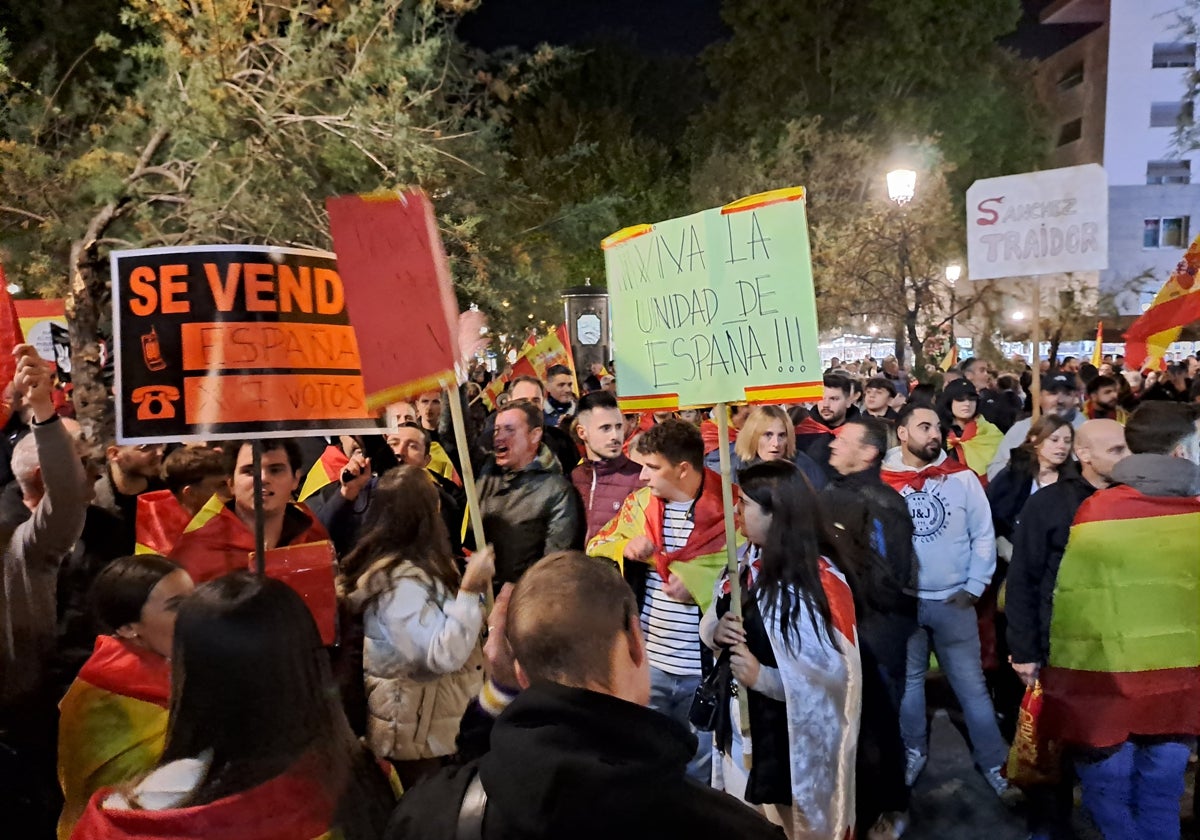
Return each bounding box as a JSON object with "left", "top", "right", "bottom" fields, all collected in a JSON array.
[{"left": 1110, "top": 453, "right": 1200, "bottom": 498}]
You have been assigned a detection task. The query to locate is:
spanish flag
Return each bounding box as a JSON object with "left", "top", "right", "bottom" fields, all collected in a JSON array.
[
  {"left": 939, "top": 343, "right": 958, "bottom": 372},
  {"left": 57, "top": 636, "right": 169, "bottom": 839},
  {"left": 1041, "top": 485, "right": 1200, "bottom": 748},
  {"left": 0, "top": 263, "right": 25, "bottom": 429},
  {"left": 1090, "top": 321, "right": 1103, "bottom": 368},
  {"left": 298, "top": 445, "right": 350, "bottom": 502},
  {"left": 133, "top": 490, "right": 193, "bottom": 555},
  {"left": 1124, "top": 234, "right": 1200, "bottom": 370}
]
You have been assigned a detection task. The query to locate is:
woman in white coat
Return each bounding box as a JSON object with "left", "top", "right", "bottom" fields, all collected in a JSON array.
[
  {"left": 702, "top": 460, "right": 862, "bottom": 840},
  {"left": 340, "top": 465, "right": 494, "bottom": 788}
]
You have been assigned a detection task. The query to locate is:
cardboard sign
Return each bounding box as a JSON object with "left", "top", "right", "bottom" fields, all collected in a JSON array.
[
  {"left": 14, "top": 299, "right": 70, "bottom": 377},
  {"left": 111, "top": 245, "right": 381, "bottom": 444},
  {"left": 326, "top": 190, "right": 460, "bottom": 411},
  {"left": 249, "top": 541, "right": 339, "bottom": 646},
  {"left": 602, "top": 188, "right": 822, "bottom": 409},
  {"left": 966, "top": 164, "right": 1109, "bottom": 280}
]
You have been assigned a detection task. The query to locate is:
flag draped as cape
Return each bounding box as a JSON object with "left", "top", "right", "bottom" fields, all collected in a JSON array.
[{"left": 1041, "top": 485, "right": 1200, "bottom": 748}]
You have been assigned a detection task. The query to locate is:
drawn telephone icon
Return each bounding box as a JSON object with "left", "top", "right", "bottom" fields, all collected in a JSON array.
[{"left": 131, "top": 385, "right": 180, "bottom": 421}]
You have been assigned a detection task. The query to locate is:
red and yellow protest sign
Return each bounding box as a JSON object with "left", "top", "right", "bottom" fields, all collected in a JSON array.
[{"left": 110, "top": 245, "right": 380, "bottom": 444}]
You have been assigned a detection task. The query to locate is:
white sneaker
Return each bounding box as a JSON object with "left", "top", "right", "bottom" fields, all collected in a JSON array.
[
  {"left": 983, "top": 765, "right": 1017, "bottom": 801},
  {"left": 904, "top": 748, "right": 927, "bottom": 787}
]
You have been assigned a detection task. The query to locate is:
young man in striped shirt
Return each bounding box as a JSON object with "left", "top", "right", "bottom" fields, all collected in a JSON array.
[{"left": 587, "top": 419, "right": 738, "bottom": 782}]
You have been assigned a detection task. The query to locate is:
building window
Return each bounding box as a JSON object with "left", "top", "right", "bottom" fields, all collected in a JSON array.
[
  {"left": 1147, "top": 160, "right": 1192, "bottom": 184},
  {"left": 1057, "top": 118, "right": 1083, "bottom": 146},
  {"left": 1057, "top": 63, "right": 1084, "bottom": 90},
  {"left": 1144, "top": 216, "right": 1189, "bottom": 248},
  {"left": 1152, "top": 42, "right": 1196, "bottom": 68},
  {"left": 1150, "top": 100, "right": 1193, "bottom": 127}
]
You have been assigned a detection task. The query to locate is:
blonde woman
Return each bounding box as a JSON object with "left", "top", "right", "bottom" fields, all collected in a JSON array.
[{"left": 705, "top": 406, "right": 827, "bottom": 489}]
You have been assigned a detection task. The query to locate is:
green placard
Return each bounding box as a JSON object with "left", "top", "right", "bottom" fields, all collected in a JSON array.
[{"left": 603, "top": 191, "right": 821, "bottom": 409}]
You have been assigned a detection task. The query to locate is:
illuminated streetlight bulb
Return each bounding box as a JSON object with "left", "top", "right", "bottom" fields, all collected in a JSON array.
[
  {"left": 886, "top": 169, "right": 917, "bottom": 205},
  {"left": 1011, "top": 310, "right": 1026, "bottom": 322},
  {"left": 868, "top": 324, "right": 880, "bottom": 336},
  {"left": 945, "top": 264, "right": 962, "bottom": 285}
]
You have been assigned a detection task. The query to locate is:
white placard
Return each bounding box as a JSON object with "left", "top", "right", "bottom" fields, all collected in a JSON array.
[{"left": 966, "top": 164, "right": 1108, "bottom": 281}]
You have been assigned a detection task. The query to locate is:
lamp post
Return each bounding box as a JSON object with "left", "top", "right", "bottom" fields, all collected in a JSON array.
[
  {"left": 886, "top": 169, "right": 917, "bottom": 367},
  {"left": 945, "top": 263, "right": 961, "bottom": 349}
]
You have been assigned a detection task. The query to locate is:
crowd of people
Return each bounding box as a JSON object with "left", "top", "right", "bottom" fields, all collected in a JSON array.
[{"left": 1, "top": 340, "right": 1198, "bottom": 840}]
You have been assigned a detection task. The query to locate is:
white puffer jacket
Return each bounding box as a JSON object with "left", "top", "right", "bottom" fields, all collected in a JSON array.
[{"left": 349, "top": 557, "right": 484, "bottom": 761}]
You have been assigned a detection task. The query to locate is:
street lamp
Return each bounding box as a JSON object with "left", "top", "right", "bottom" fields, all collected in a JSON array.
[
  {"left": 1010, "top": 310, "right": 1026, "bottom": 322},
  {"left": 945, "top": 264, "right": 961, "bottom": 343},
  {"left": 886, "top": 169, "right": 917, "bottom": 205}
]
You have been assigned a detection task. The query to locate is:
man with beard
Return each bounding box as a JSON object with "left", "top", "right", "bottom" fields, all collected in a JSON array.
[
  {"left": 93, "top": 441, "right": 166, "bottom": 554},
  {"left": 571, "top": 391, "right": 642, "bottom": 542},
  {"left": 880, "top": 405, "right": 1010, "bottom": 798},
  {"left": 1083, "top": 375, "right": 1128, "bottom": 423},
  {"left": 796, "top": 373, "right": 859, "bottom": 478}
]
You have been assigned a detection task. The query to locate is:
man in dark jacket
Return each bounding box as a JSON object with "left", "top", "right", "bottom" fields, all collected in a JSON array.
[
  {"left": 1005, "top": 418, "right": 1129, "bottom": 682},
  {"left": 1004, "top": 418, "right": 1128, "bottom": 840},
  {"left": 824, "top": 415, "right": 916, "bottom": 838},
  {"left": 385, "top": 551, "right": 783, "bottom": 840},
  {"left": 571, "top": 391, "right": 642, "bottom": 541},
  {"left": 796, "top": 373, "right": 860, "bottom": 478},
  {"left": 477, "top": 401, "right": 583, "bottom": 584}
]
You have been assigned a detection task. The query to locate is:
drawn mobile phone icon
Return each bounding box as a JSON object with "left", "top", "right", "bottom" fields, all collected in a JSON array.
[{"left": 142, "top": 327, "right": 166, "bottom": 371}]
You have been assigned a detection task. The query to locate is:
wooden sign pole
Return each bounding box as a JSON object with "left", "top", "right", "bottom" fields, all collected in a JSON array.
[
  {"left": 252, "top": 441, "right": 266, "bottom": 575},
  {"left": 714, "top": 402, "right": 752, "bottom": 768},
  {"left": 444, "top": 379, "right": 492, "bottom": 610},
  {"left": 1030, "top": 278, "right": 1043, "bottom": 423}
]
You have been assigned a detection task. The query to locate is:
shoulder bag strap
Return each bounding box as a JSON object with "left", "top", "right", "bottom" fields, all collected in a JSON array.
[{"left": 455, "top": 769, "right": 488, "bottom": 840}]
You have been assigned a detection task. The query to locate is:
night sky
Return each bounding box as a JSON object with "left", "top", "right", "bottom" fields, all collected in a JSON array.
[{"left": 458, "top": 0, "right": 1097, "bottom": 59}]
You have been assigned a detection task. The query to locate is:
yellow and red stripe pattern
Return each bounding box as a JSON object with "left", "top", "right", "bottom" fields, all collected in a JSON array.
[{"left": 1041, "top": 485, "right": 1200, "bottom": 748}]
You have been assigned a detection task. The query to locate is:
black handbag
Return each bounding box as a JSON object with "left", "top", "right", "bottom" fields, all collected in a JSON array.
[{"left": 687, "top": 649, "right": 731, "bottom": 732}]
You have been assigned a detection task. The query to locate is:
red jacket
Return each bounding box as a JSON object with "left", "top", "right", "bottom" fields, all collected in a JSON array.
[{"left": 571, "top": 455, "right": 645, "bottom": 542}]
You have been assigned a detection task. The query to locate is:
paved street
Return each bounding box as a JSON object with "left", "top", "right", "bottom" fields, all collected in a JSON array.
[{"left": 906, "top": 711, "right": 1198, "bottom": 839}]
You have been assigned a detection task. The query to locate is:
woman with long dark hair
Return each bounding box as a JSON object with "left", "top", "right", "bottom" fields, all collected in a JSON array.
[
  {"left": 71, "top": 573, "right": 396, "bottom": 840},
  {"left": 701, "top": 460, "right": 861, "bottom": 840},
  {"left": 340, "top": 465, "right": 493, "bottom": 789},
  {"left": 987, "top": 415, "right": 1076, "bottom": 541},
  {"left": 57, "top": 555, "right": 193, "bottom": 839}
]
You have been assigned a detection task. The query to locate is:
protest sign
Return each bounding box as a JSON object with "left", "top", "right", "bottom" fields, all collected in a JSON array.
[
  {"left": 602, "top": 187, "right": 821, "bottom": 410},
  {"left": 966, "top": 164, "right": 1108, "bottom": 281},
  {"left": 15, "top": 299, "right": 70, "bottom": 379},
  {"left": 111, "top": 245, "right": 380, "bottom": 444},
  {"left": 326, "top": 190, "right": 460, "bottom": 411}
]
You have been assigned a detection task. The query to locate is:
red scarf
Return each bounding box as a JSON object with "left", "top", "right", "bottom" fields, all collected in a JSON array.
[
  {"left": 645, "top": 468, "right": 736, "bottom": 582},
  {"left": 880, "top": 457, "right": 971, "bottom": 492},
  {"left": 794, "top": 416, "right": 847, "bottom": 438}
]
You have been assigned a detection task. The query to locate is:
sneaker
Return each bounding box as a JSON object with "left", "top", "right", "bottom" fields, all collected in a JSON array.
[
  {"left": 904, "top": 748, "right": 927, "bottom": 787},
  {"left": 982, "top": 765, "right": 1020, "bottom": 803}
]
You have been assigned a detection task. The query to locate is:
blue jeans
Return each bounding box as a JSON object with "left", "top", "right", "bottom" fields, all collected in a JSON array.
[
  {"left": 648, "top": 666, "right": 712, "bottom": 784},
  {"left": 900, "top": 597, "right": 1009, "bottom": 770},
  {"left": 1074, "top": 739, "right": 1192, "bottom": 840}
]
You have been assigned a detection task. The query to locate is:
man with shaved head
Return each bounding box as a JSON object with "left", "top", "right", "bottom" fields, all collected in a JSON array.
[
  {"left": 1004, "top": 418, "right": 1130, "bottom": 840},
  {"left": 1007, "top": 419, "right": 1129, "bottom": 686}
]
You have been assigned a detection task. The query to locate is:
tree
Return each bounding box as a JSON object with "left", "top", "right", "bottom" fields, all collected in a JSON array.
[
  {"left": 1, "top": 0, "right": 553, "bottom": 442},
  {"left": 690, "top": 119, "right": 997, "bottom": 370},
  {"left": 695, "top": 0, "right": 1048, "bottom": 198}
]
